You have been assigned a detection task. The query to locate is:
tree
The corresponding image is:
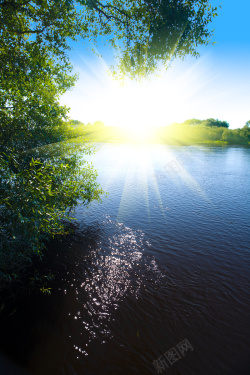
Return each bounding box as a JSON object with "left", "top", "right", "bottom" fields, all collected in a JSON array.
[
  {"left": 222, "top": 129, "right": 248, "bottom": 145},
  {"left": 202, "top": 118, "right": 229, "bottom": 128},
  {"left": 0, "top": 1, "right": 98, "bottom": 286},
  {"left": 239, "top": 121, "right": 250, "bottom": 141},
  {"left": 245, "top": 120, "right": 250, "bottom": 128},
  {"left": 113, "top": 0, "right": 219, "bottom": 78},
  {"left": 183, "top": 119, "right": 203, "bottom": 126}
]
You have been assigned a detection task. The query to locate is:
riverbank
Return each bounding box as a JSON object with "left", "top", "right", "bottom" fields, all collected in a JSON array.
[
  {"left": 82, "top": 134, "right": 250, "bottom": 146},
  {"left": 68, "top": 122, "right": 250, "bottom": 146}
]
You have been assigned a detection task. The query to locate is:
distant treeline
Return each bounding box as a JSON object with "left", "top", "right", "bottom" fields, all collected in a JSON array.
[
  {"left": 67, "top": 119, "right": 250, "bottom": 145},
  {"left": 175, "top": 118, "right": 229, "bottom": 128}
]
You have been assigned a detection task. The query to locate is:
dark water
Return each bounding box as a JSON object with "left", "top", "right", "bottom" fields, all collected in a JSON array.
[{"left": 1, "top": 144, "right": 250, "bottom": 375}]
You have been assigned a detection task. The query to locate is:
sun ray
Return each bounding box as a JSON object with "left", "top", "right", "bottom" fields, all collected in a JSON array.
[{"left": 116, "top": 146, "right": 163, "bottom": 223}]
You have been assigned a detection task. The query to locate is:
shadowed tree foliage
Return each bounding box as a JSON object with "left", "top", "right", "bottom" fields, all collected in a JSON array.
[
  {"left": 202, "top": 118, "right": 229, "bottom": 128},
  {"left": 113, "top": 0, "right": 219, "bottom": 78}
]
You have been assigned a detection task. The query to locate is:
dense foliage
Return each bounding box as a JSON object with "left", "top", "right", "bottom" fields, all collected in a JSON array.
[
  {"left": 114, "top": 0, "right": 219, "bottom": 78},
  {"left": 0, "top": 0, "right": 95, "bottom": 287},
  {"left": 182, "top": 118, "right": 229, "bottom": 128},
  {"left": 166, "top": 119, "right": 249, "bottom": 144}
]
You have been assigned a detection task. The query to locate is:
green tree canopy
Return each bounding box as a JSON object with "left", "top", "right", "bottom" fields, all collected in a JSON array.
[
  {"left": 115, "top": 0, "right": 219, "bottom": 78},
  {"left": 202, "top": 118, "right": 229, "bottom": 128},
  {"left": 0, "top": 0, "right": 219, "bottom": 79},
  {"left": 183, "top": 119, "right": 203, "bottom": 126},
  {"left": 171, "top": 118, "right": 229, "bottom": 128},
  {"left": 245, "top": 120, "right": 250, "bottom": 127},
  {"left": 240, "top": 121, "right": 250, "bottom": 140}
]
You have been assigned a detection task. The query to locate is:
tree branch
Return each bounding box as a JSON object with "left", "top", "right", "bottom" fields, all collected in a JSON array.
[
  {"left": 88, "top": 0, "right": 130, "bottom": 25},
  {"left": 0, "top": 0, "right": 31, "bottom": 7},
  {"left": 9, "top": 27, "right": 46, "bottom": 35}
]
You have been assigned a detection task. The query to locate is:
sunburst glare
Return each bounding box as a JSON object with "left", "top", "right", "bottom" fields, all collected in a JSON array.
[{"left": 61, "top": 51, "right": 227, "bottom": 139}]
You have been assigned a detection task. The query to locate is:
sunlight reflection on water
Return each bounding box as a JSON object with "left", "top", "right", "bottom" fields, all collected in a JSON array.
[{"left": 57, "top": 216, "right": 164, "bottom": 358}]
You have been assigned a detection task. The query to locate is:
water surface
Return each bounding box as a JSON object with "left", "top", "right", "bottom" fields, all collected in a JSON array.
[{"left": 1, "top": 144, "right": 250, "bottom": 375}]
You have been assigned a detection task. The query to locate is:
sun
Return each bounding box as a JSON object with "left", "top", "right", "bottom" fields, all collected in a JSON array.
[
  {"left": 121, "top": 124, "right": 157, "bottom": 143},
  {"left": 101, "top": 72, "right": 187, "bottom": 140},
  {"left": 63, "top": 53, "right": 218, "bottom": 131}
]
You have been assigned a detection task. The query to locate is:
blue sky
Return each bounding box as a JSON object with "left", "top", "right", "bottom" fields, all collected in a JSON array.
[{"left": 61, "top": 1, "right": 250, "bottom": 129}]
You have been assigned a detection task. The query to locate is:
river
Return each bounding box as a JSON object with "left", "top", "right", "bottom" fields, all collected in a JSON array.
[{"left": 1, "top": 144, "right": 250, "bottom": 375}]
